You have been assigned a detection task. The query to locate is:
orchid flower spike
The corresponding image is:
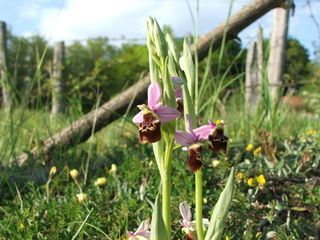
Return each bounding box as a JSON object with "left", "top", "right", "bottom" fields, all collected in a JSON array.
[
  {"left": 132, "top": 82, "right": 181, "bottom": 144},
  {"left": 179, "top": 201, "right": 209, "bottom": 240},
  {"left": 175, "top": 117, "right": 216, "bottom": 171},
  {"left": 128, "top": 219, "right": 150, "bottom": 240}
]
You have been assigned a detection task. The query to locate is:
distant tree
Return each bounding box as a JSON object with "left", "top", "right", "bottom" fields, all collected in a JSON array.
[
  {"left": 65, "top": 38, "right": 148, "bottom": 112},
  {"left": 284, "top": 38, "right": 310, "bottom": 90}
]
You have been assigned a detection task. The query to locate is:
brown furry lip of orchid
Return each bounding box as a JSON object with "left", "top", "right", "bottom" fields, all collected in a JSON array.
[
  {"left": 132, "top": 82, "right": 180, "bottom": 144},
  {"left": 208, "top": 120, "right": 228, "bottom": 153}
]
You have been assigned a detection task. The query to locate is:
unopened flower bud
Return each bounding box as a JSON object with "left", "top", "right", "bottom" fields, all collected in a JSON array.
[
  {"left": 76, "top": 193, "right": 88, "bottom": 203},
  {"left": 49, "top": 166, "right": 57, "bottom": 178},
  {"left": 109, "top": 164, "right": 117, "bottom": 175},
  {"left": 94, "top": 177, "right": 107, "bottom": 187},
  {"left": 70, "top": 169, "right": 79, "bottom": 180}
]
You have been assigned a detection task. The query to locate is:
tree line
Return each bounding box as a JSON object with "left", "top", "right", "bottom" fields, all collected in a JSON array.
[{"left": 1, "top": 28, "right": 312, "bottom": 113}]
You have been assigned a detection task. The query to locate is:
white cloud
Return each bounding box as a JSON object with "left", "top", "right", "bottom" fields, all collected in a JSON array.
[
  {"left": 15, "top": 0, "right": 319, "bottom": 58},
  {"left": 35, "top": 0, "right": 236, "bottom": 42}
]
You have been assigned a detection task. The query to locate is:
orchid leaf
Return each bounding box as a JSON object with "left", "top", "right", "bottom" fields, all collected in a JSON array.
[
  {"left": 204, "top": 167, "right": 235, "bottom": 240},
  {"left": 150, "top": 194, "right": 168, "bottom": 240}
]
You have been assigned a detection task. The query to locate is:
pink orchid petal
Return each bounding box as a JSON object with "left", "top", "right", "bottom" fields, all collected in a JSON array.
[
  {"left": 156, "top": 105, "right": 180, "bottom": 123},
  {"left": 175, "top": 131, "right": 196, "bottom": 147},
  {"left": 179, "top": 201, "right": 192, "bottom": 222},
  {"left": 148, "top": 82, "right": 162, "bottom": 108},
  {"left": 208, "top": 120, "right": 216, "bottom": 127},
  {"left": 193, "top": 124, "right": 215, "bottom": 141},
  {"left": 136, "top": 219, "right": 150, "bottom": 233},
  {"left": 132, "top": 111, "right": 143, "bottom": 124}
]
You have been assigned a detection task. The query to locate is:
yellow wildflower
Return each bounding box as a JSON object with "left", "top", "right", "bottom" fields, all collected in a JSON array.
[
  {"left": 94, "top": 177, "right": 107, "bottom": 187},
  {"left": 253, "top": 147, "right": 261, "bottom": 157},
  {"left": 76, "top": 193, "right": 88, "bottom": 203},
  {"left": 236, "top": 172, "right": 245, "bottom": 182},
  {"left": 70, "top": 169, "right": 79, "bottom": 180},
  {"left": 256, "top": 174, "right": 266, "bottom": 186},
  {"left": 307, "top": 129, "right": 316, "bottom": 136},
  {"left": 245, "top": 143, "right": 254, "bottom": 152},
  {"left": 212, "top": 160, "right": 220, "bottom": 168},
  {"left": 49, "top": 166, "right": 57, "bottom": 178},
  {"left": 109, "top": 164, "right": 117, "bottom": 175},
  {"left": 247, "top": 177, "right": 255, "bottom": 187}
]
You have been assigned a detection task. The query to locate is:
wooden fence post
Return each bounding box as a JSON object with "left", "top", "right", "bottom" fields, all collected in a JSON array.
[
  {"left": 257, "top": 26, "right": 264, "bottom": 84},
  {"left": 245, "top": 27, "right": 264, "bottom": 111},
  {"left": 245, "top": 41, "right": 259, "bottom": 110},
  {"left": 0, "top": 21, "right": 10, "bottom": 110},
  {"left": 51, "top": 41, "right": 65, "bottom": 115},
  {"left": 267, "top": 6, "right": 290, "bottom": 101}
]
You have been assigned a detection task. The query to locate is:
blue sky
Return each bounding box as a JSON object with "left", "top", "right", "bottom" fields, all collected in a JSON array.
[{"left": 0, "top": 0, "right": 319, "bottom": 59}]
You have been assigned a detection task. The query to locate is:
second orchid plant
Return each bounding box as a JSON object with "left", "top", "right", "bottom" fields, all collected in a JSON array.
[{"left": 130, "top": 17, "right": 235, "bottom": 240}]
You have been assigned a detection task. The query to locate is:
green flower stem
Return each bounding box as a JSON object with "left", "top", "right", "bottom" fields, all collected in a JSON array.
[
  {"left": 46, "top": 179, "right": 51, "bottom": 203},
  {"left": 162, "top": 138, "right": 173, "bottom": 239},
  {"left": 195, "top": 170, "right": 204, "bottom": 240},
  {"left": 162, "top": 168, "right": 171, "bottom": 239}
]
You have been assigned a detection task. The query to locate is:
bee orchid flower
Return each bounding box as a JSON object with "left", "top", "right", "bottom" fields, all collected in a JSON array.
[
  {"left": 132, "top": 82, "right": 181, "bottom": 144},
  {"left": 179, "top": 201, "right": 209, "bottom": 240},
  {"left": 175, "top": 117, "right": 215, "bottom": 171},
  {"left": 128, "top": 219, "right": 150, "bottom": 240}
]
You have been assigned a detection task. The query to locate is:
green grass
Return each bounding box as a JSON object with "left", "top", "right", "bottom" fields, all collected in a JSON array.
[{"left": 0, "top": 110, "right": 319, "bottom": 239}]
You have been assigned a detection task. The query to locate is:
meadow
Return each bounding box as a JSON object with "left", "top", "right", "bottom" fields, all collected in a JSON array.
[{"left": 0, "top": 3, "right": 320, "bottom": 240}]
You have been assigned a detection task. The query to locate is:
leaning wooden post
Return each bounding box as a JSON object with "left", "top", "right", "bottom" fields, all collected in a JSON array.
[
  {"left": 0, "top": 21, "right": 10, "bottom": 110},
  {"left": 267, "top": 5, "right": 290, "bottom": 101},
  {"left": 51, "top": 41, "right": 65, "bottom": 115}
]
